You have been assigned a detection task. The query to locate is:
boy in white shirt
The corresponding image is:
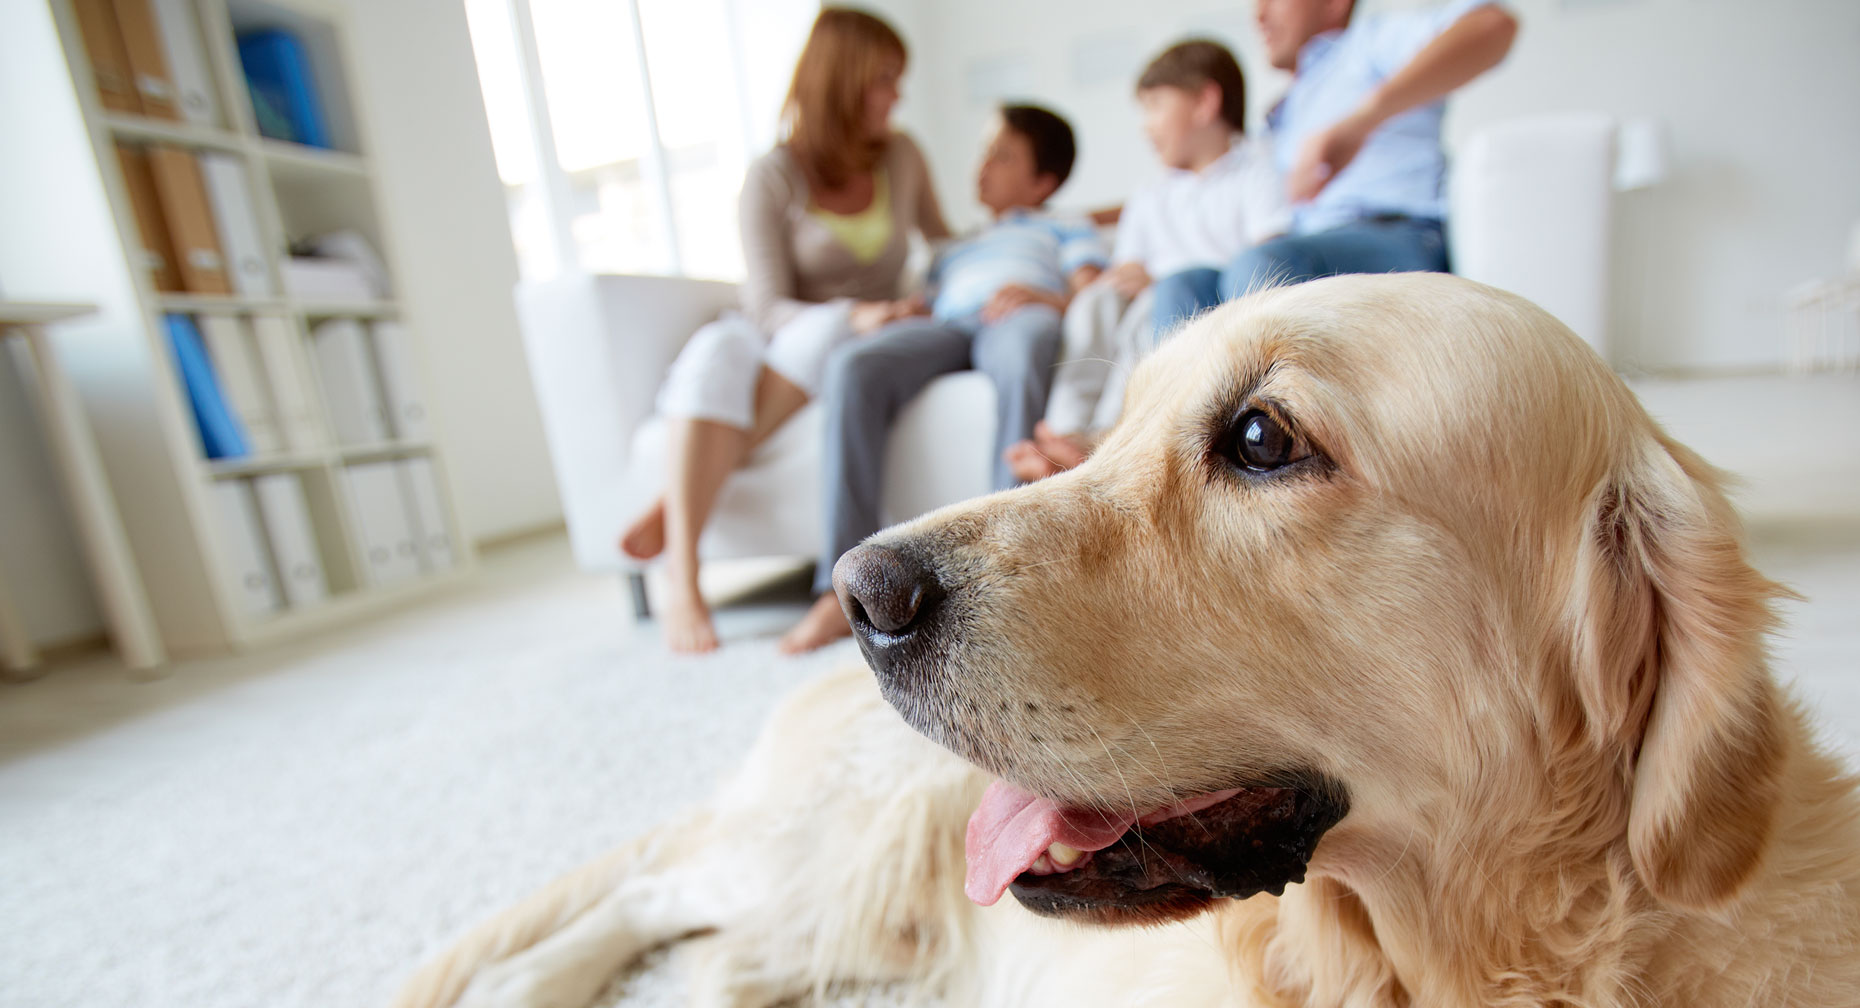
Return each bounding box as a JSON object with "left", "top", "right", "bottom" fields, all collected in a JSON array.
[{"left": 1007, "top": 40, "right": 1288, "bottom": 481}]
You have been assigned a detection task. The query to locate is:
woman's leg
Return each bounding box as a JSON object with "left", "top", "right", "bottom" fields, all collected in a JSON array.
[
  {"left": 622, "top": 296, "right": 835, "bottom": 564},
  {"left": 620, "top": 365, "right": 812, "bottom": 563},
  {"left": 633, "top": 366, "right": 813, "bottom": 652},
  {"left": 656, "top": 417, "right": 748, "bottom": 652},
  {"left": 745, "top": 365, "right": 812, "bottom": 450}
]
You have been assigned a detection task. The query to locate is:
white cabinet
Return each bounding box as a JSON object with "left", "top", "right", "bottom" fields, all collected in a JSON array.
[{"left": 21, "top": 0, "right": 474, "bottom": 654}]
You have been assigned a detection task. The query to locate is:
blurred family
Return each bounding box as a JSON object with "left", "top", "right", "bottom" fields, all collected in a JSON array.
[{"left": 625, "top": 0, "right": 1519, "bottom": 652}]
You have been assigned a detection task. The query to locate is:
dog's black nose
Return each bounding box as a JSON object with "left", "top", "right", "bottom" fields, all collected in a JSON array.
[{"left": 833, "top": 543, "right": 943, "bottom": 637}]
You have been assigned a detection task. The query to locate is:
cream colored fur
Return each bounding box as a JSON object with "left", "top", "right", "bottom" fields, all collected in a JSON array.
[{"left": 392, "top": 274, "right": 1860, "bottom": 1008}]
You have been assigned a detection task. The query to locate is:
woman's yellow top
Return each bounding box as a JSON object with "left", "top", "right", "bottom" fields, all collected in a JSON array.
[{"left": 807, "top": 168, "right": 892, "bottom": 265}]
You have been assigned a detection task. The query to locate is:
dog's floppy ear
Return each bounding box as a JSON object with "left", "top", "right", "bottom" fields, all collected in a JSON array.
[{"left": 1569, "top": 432, "right": 1785, "bottom": 910}]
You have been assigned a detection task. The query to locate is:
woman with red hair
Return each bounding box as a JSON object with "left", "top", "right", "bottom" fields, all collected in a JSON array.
[{"left": 622, "top": 8, "right": 949, "bottom": 653}]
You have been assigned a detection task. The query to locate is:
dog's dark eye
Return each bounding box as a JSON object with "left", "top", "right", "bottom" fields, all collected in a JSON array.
[{"left": 1229, "top": 410, "right": 1304, "bottom": 472}]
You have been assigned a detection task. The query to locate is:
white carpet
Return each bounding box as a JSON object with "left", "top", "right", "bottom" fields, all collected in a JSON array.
[
  {"left": 0, "top": 551, "right": 864, "bottom": 1008},
  {"left": 2, "top": 376, "right": 1856, "bottom": 1008}
]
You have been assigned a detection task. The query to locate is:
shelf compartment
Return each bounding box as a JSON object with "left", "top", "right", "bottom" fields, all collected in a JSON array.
[
  {"left": 225, "top": 0, "right": 364, "bottom": 156},
  {"left": 225, "top": 564, "right": 471, "bottom": 649}
]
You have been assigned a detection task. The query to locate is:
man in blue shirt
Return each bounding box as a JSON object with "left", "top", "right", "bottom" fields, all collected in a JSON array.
[{"left": 1154, "top": 0, "right": 1518, "bottom": 326}]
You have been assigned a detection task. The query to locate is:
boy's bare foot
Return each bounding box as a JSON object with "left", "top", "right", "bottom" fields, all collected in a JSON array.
[
  {"left": 1031, "top": 421, "right": 1091, "bottom": 471},
  {"left": 1005, "top": 438, "right": 1065, "bottom": 483},
  {"left": 777, "top": 593, "right": 852, "bottom": 654},
  {"left": 661, "top": 586, "right": 719, "bottom": 653},
  {"left": 1003, "top": 422, "right": 1092, "bottom": 483},
  {"left": 618, "top": 500, "right": 666, "bottom": 561}
]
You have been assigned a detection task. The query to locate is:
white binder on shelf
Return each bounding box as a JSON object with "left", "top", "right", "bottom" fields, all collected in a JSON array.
[
  {"left": 397, "top": 457, "right": 455, "bottom": 573},
  {"left": 198, "top": 153, "right": 272, "bottom": 297},
  {"left": 211, "top": 480, "right": 282, "bottom": 616},
  {"left": 252, "top": 473, "right": 328, "bottom": 607},
  {"left": 343, "top": 462, "right": 421, "bottom": 586},
  {"left": 197, "top": 315, "right": 281, "bottom": 454},
  {"left": 367, "top": 321, "right": 429, "bottom": 440},
  {"left": 250, "top": 316, "right": 323, "bottom": 451},
  {"left": 150, "top": 0, "right": 220, "bottom": 127},
  {"left": 312, "top": 318, "right": 390, "bottom": 445}
]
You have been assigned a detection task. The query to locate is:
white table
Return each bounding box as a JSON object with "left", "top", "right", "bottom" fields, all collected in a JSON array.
[{"left": 0, "top": 302, "right": 165, "bottom": 674}]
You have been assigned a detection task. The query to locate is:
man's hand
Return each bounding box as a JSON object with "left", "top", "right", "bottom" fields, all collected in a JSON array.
[
  {"left": 1287, "top": 110, "right": 1373, "bottom": 203},
  {"left": 981, "top": 284, "right": 1064, "bottom": 323},
  {"left": 1287, "top": 3, "right": 1518, "bottom": 204},
  {"left": 1105, "top": 262, "right": 1151, "bottom": 299}
]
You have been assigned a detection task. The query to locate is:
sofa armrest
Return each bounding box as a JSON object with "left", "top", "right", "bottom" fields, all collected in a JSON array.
[{"left": 516, "top": 273, "right": 738, "bottom": 570}]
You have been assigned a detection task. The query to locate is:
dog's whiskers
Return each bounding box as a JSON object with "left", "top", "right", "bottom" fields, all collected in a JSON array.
[
  {"left": 1092, "top": 698, "right": 1211, "bottom": 838},
  {"left": 1077, "top": 722, "right": 1184, "bottom": 881},
  {"left": 1027, "top": 734, "right": 1120, "bottom": 837}
]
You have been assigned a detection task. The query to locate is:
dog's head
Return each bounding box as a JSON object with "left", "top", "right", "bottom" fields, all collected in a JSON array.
[{"left": 838, "top": 274, "right": 1786, "bottom": 928}]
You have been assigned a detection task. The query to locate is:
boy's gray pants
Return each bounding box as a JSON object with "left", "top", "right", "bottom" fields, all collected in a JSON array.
[{"left": 811, "top": 305, "right": 1061, "bottom": 594}]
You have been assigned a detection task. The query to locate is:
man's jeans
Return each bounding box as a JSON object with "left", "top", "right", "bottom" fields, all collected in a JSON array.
[
  {"left": 1152, "top": 216, "right": 1450, "bottom": 335},
  {"left": 812, "top": 305, "right": 1061, "bottom": 593}
]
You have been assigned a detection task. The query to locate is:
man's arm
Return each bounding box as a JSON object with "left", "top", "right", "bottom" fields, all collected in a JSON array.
[{"left": 1287, "top": 3, "right": 1518, "bottom": 202}]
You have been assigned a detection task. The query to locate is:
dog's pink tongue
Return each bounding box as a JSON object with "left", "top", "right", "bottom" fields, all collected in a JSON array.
[{"left": 964, "top": 780, "right": 1137, "bottom": 906}]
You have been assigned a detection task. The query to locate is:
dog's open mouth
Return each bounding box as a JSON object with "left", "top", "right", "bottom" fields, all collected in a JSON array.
[{"left": 966, "top": 778, "right": 1347, "bottom": 921}]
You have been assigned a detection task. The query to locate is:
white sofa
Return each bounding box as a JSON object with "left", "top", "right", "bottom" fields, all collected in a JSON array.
[
  {"left": 517, "top": 114, "right": 1622, "bottom": 615},
  {"left": 516, "top": 273, "right": 998, "bottom": 615}
]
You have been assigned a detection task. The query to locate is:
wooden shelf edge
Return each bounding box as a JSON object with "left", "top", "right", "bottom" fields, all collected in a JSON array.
[
  {"left": 261, "top": 139, "right": 368, "bottom": 177},
  {"left": 335, "top": 441, "right": 432, "bottom": 462},
  {"left": 158, "top": 294, "right": 291, "bottom": 314},
  {"left": 102, "top": 112, "right": 245, "bottom": 153},
  {"left": 295, "top": 300, "right": 399, "bottom": 318},
  {"left": 203, "top": 451, "right": 332, "bottom": 478}
]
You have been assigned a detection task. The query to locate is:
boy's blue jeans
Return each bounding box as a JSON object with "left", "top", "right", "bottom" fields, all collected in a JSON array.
[{"left": 1151, "top": 216, "right": 1450, "bottom": 336}]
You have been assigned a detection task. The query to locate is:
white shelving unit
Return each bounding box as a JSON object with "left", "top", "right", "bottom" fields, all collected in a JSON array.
[{"left": 31, "top": 0, "right": 474, "bottom": 655}]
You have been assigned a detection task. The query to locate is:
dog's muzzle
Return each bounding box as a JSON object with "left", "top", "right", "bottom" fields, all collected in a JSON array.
[
  {"left": 833, "top": 540, "right": 954, "bottom": 680},
  {"left": 834, "top": 541, "right": 944, "bottom": 636},
  {"left": 834, "top": 539, "right": 1001, "bottom": 768}
]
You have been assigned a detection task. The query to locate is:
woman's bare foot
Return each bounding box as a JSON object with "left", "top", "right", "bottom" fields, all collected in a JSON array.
[
  {"left": 777, "top": 593, "right": 852, "bottom": 654},
  {"left": 619, "top": 500, "right": 666, "bottom": 561},
  {"left": 661, "top": 585, "right": 719, "bottom": 653},
  {"left": 1004, "top": 438, "right": 1065, "bottom": 483}
]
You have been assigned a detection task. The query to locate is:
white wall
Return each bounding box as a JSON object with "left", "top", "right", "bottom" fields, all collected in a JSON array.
[
  {"left": 341, "top": 0, "right": 562, "bottom": 543},
  {"left": 1446, "top": 0, "right": 1860, "bottom": 372},
  {"left": 890, "top": 0, "right": 1860, "bottom": 373}
]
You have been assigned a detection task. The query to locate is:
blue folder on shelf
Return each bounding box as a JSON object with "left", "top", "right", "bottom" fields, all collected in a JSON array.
[
  {"left": 237, "top": 29, "right": 331, "bottom": 149},
  {"left": 164, "top": 314, "right": 250, "bottom": 460}
]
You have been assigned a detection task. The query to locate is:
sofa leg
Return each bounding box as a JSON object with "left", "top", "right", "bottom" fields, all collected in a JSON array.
[{"left": 626, "top": 572, "right": 651, "bottom": 621}]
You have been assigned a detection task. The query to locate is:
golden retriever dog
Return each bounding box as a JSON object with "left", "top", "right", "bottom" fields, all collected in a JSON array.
[{"left": 393, "top": 274, "right": 1860, "bottom": 1008}]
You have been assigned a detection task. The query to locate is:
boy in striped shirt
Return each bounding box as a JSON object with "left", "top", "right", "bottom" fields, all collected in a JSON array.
[{"left": 783, "top": 104, "right": 1104, "bottom": 653}]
